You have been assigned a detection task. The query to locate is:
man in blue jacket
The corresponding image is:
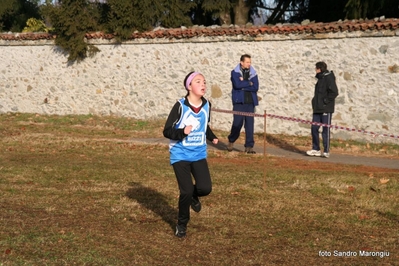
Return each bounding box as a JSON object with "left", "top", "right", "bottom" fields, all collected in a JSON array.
[{"left": 227, "top": 54, "right": 259, "bottom": 154}]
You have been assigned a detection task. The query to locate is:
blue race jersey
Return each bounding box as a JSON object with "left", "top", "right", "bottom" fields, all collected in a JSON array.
[{"left": 169, "top": 98, "right": 209, "bottom": 164}]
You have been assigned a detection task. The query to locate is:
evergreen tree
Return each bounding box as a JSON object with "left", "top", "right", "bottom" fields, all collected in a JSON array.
[
  {"left": 106, "top": 0, "right": 195, "bottom": 41},
  {"left": 381, "top": 0, "right": 399, "bottom": 18},
  {"left": 345, "top": 0, "right": 399, "bottom": 19},
  {"left": 105, "top": 0, "right": 137, "bottom": 40},
  {"left": 306, "top": 0, "right": 398, "bottom": 22},
  {"left": 345, "top": 0, "right": 381, "bottom": 19},
  {"left": 0, "top": 0, "right": 41, "bottom": 32},
  {"left": 156, "top": 0, "right": 196, "bottom": 28},
  {"left": 41, "top": 0, "right": 101, "bottom": 62},
  {"left": 199, "top": 0, "right": 233, "bottom": 25},
  {"left": 306, "top": 0, "right": 347, "bottom": 22},
  {"left": 196, "top": 0, "right": 267, "bottom": 25}
]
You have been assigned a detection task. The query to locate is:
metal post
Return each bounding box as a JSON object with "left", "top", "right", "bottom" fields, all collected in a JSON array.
[{"left": 263, "top": 110, "right": 267, "bottom": 189}]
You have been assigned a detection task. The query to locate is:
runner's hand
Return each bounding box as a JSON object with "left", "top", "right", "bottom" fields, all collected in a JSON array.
[{"left": 184, "top": 125, "right": 193, "bottom": 135}]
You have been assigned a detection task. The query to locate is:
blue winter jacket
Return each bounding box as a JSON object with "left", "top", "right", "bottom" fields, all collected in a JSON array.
[{"left": 231, "top": 64, "right": 259, "bottom": 106}]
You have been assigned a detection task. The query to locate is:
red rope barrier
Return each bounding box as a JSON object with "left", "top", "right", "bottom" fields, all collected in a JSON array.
[{"left": 211, "top": 108, "right": 399, "bottom": 140}]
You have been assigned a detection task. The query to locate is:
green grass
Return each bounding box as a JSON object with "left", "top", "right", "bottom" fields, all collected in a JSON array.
[{"left": 0, "top": 113, "right": 398, "bottom": 265}]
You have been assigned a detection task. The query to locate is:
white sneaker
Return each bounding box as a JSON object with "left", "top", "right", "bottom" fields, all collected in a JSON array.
[
  {"left": 306, "top": 150, "right": 321, "bottom": 157},
  {"left": 323, "top": 152, "right": 330, "bottom": 158}
]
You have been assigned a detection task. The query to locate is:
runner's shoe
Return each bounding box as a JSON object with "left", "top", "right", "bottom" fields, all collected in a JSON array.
[
  {"left": 191, "top": 195, "right": 201, "bottom": 212},
  {"left": 175, "top": 224, "right": 187, "bottom": 238},
  {"left": 306, "top": 150, "right": 321, "bottom": 157}
]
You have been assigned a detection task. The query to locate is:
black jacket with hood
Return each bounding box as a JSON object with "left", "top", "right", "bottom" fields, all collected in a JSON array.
[{"left": 312, "top": 70, "right": 339, "bottom": 113}]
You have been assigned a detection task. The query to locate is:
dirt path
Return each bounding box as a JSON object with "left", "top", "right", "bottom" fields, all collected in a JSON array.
[{"left": 131, "top": 138, "right": 399, "bottom": 170}]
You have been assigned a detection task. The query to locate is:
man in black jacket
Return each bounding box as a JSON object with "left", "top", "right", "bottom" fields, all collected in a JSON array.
[{"left": 306, "top": 61, "right": 339, "bottom": 158}]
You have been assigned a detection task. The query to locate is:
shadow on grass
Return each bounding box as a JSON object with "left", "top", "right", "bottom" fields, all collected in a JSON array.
[
  {"left": 266, "top": 134, "right": 304, "bottom": 154},
  {"left": 207, "top": 140, "right": 258, "bottom": 152},
  {"left": 207, "top": 140, "right": 232, "bottom": 152},
  {"left": 208, "top": 136, "right": 305, "bottom": 155},
  {"left": 376, "top": 210, "right": 399, "bottom": 223},
  {"left": 125, "top": 182, "right": 177, "bottom": 230}
]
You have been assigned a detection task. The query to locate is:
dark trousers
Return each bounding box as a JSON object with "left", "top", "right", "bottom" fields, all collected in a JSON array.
[
  {"left": 311, "top": 113, "right": 332, "bottom": 153},
  {"left": 228, "top": 103, "right": 255, "bottom": 148},
  {"left": 172, "top": 159, "right": 212, "bottom": 226}
]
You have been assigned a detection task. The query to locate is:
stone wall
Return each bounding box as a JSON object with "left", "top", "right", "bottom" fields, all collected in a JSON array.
[{"left": 1, "top": 31, "right": 399, "bottom": 143}]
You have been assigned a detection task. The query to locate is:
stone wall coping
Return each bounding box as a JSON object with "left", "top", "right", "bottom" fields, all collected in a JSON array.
[{"left": 1, "top": 17, "right": 398, "bottom": 46}]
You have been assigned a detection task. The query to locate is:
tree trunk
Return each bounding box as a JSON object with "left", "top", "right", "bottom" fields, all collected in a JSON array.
[
  {"left": 233, "top": 0, "right": 250, "bottom": 25},
  {"left": 219, "top": 8, "right": 232, "bottom": 25}
]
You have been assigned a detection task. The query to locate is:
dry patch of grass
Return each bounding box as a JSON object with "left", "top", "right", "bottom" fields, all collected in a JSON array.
[{"left": 1, "top": 113, "right": 398, "bottom": 265}]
